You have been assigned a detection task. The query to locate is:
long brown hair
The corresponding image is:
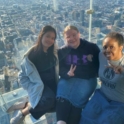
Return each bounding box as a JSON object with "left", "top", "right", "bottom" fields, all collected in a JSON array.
[
  {"left": 34, "top": 25, "right": 57, "bottom": 64},
  {"left": 34, "top": 25, "right": 56, "bottom": 51}
]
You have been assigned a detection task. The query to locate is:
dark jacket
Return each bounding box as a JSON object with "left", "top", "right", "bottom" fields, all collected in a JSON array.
[{"left": 58, "top": 39, "right": 100, "bottom": 79}]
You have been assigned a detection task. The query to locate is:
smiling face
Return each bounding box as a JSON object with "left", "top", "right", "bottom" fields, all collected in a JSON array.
[
  {"left": 64, "top": 29, "right": 80, "bottom": 49},
  {"left": 41, "top": 31, "right": 56, "bottom": 52},
  {"left": 102, "top": 37, "right": 123, "bottom": 60}
]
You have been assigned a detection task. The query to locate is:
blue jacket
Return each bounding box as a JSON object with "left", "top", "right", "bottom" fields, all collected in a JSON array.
[{"left": 18, "top": 45, "right": 59, "bottom": 108}]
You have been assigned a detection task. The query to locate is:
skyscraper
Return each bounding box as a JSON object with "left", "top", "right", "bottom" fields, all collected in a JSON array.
[
  {"left": 72, "top": 11, "right": 80, "bottom": 21},
  {"left": 80, "top": 10, "right": 85, "bottom": 26},
  {"left": 53, "top": 0, "right": 58, "bottom": 11}
]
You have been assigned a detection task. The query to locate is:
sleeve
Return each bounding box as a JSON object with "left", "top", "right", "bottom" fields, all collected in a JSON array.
[
  {"left": 93, "top": 44, "right": 100, "bottom": 77},
  {"left": 58, "top": 49, "right": 71, "bottom": 79},
  {"left": 18, "top": 64, "right": 31, "bottom": 90},
  {"left": 18, "top": 63, "right": 39, "bottom": 92}
]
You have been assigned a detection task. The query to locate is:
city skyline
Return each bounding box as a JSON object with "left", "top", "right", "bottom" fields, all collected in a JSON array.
[{"left": 0, "top": 0, "right": 124, "bottom": 123}]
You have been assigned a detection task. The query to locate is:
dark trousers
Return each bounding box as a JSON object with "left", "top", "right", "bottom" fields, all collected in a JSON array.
[
  {"left": 29, "top": 86, "right": 56, "bottom": 120},
  {"left": 56, "top": 97, "right": 82, "bottom": 124}
]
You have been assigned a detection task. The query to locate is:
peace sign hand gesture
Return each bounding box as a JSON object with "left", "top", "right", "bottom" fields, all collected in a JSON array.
[
  {"left": 114, "top": 65, "right": 124, "bottom": 74},
  {"left": 106, "top": 62, "right": 124, "bottom": 74},
  {"left": 67, "top": 64, "right": 76, "bottom": 77}
]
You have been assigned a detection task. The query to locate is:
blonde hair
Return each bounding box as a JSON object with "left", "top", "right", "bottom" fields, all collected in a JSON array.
[{"left": 63, "top": 25, "right": 79, "bottom": 35}]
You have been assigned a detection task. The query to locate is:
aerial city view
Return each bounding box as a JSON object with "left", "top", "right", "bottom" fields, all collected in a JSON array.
[{"left": 0, "top": 0, "right": 124, "bottom": 123}]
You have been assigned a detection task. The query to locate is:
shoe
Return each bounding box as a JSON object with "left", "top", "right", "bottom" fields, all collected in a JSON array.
[
  {"left": 7, "top": 97, "right": 28, "bottom": 113},
  {"left": 10, "top": 110, "right": 24, "bottom": 124}
]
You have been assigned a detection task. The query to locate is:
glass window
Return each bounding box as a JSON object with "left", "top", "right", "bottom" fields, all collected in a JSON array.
[{"left": 0, "top": 0, "right": 123, "bottom": 123}]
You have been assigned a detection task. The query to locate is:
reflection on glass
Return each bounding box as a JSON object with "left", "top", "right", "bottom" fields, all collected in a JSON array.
[
  {"left": 92, "top": 0, "right": 124, "bottom": 49},
  {"left": 0, "top": 0, "right": 123, "bottom": 123}
]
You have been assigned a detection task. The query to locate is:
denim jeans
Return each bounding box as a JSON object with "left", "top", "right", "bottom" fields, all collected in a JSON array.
[
  {"left": 79, "top": 89, "right": 124, "bottom": 124},
  {"left": 57, "top": 78, "right": 97, "bottom": 108}
]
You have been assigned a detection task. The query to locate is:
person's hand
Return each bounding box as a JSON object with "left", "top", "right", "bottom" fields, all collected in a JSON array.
[
  {"left": 67, "top": 64, "right": 76, "bottom": 76},
  {"left": 113, "top": 65, "right": 124, "bottom": 74},
  {"left": 106, "top": 62, "right": 124, "bottom": 74}
]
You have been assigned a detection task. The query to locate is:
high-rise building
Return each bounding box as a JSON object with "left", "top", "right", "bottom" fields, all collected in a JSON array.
[
  {"left": 72, "top": 11, "right": 79, "bottom": 21},
  {"left": 80, "top": 10, "right": 85, "bottom": 26},
  {"left": 72, "top": 11, "right": 77, "bottom": 20},
  {"left": 114, "top": 20, "right": 122, "bottom": 27},
  {"left": 53, "top": 0, "right": 58, "bottom": 12}
]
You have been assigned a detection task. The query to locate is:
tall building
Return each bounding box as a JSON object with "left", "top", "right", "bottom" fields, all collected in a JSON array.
[
  {"left": 53, "top": 0, "right": 58, "bottom": 11},
  {"left": 72, "top": 11, "right": 77, "bottom": 20},
  {"left": 80, "top": 10, "right": 85, "bottom": 26}
]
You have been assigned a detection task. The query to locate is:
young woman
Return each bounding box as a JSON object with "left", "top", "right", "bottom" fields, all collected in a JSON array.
[
  {"left": 80, "top": 32, "right": 124, "bottom": 124},
  {"left": 56, "top": 25, "right": 100, "bottom": 124},
  {"left": 10, "top": 25, "right": 59, "bottom": 124}
]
